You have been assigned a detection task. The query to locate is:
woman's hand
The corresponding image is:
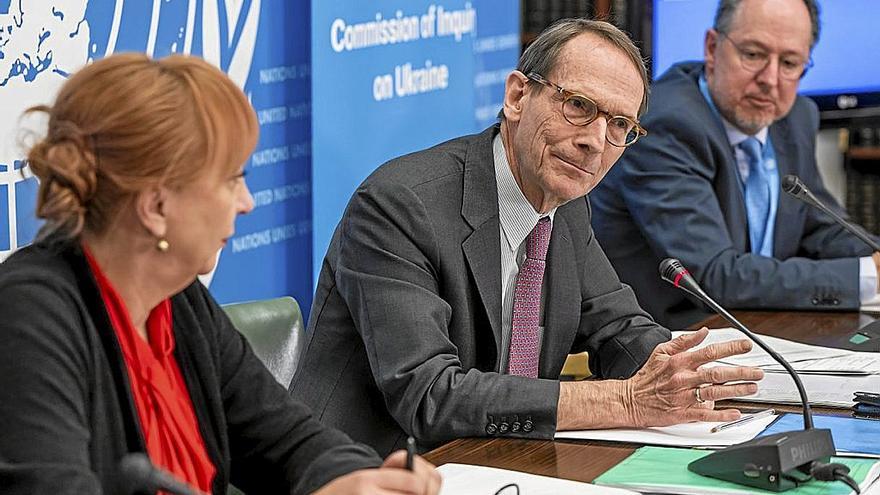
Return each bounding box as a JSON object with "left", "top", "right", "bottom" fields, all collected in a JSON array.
[{"left": 312, "top": 450, "right": 441, "bottom": 495}]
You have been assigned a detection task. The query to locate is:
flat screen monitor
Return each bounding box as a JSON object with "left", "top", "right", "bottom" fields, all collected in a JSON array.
[{"left": 652, "top": 0, "right": 880, "bottom": 120}]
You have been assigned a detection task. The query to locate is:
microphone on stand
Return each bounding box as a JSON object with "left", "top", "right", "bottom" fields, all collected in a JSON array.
[
  {"left": 659, "top": 258, "right": 858, "bottom": 493},
  {"left": 782, "top": 174, "right": 880, "bottom": 353},
  {"left": 781, "top": 174, "right": 880, "bottom": 252},
  {"left": 117, "top": 453, "right": 208, "bottom": 495}
]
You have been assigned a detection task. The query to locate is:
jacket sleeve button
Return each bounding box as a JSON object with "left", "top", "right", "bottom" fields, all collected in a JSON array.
[
  {"left": 499, "top": 422, "right": 510, "bottom": 434},
  {"left": 522, "top": 420, "right": 534, "bottom": 433},
  {"left": 511, "top": 421, "right": 521, "bottom": 433},
  {"left": 486, "top": 423, "right": 498, "bottom": 435}
]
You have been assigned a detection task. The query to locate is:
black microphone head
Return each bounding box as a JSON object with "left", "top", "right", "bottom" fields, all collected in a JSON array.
[
  {"left": 659, "top": 258, "right": 708, "bottom": 300},
  {"left": 118, "top": 453, "right": 154, "bottom": 495},
  {"left": 659, "top": 258, "right": 686, "bottom": 285},
  {"left": 782, "top": 174, "right": 806, "bottom": 197},
  {"left": 118, "top": 452, "right": 203, "bottom": 495}
]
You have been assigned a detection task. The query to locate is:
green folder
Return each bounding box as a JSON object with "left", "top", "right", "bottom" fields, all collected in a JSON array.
[{"left": 594, "top": 446, "right": 880, "bottom": 494}]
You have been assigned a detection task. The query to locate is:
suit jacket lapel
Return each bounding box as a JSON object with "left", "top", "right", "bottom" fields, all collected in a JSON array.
[
  {"left": 461, "top": 126, "right": 504, "bottom": 360},
  {"left": 172, "top": 307, "right": 224, "bottom": 480},
  {"left": 769, "top": 120, "right": 797, "bottom": 256},
  {"left": 63, "top": 244, "right": 149, "bottom": 454},
  {"left": 690, "top": 67, "right": 749, "bottom": 249},
  {"left": 539, "top": 212, "right": 579, "bottom": 376},
  {"left": 723, "top": 135, "right": 750, "bottom": 251}
]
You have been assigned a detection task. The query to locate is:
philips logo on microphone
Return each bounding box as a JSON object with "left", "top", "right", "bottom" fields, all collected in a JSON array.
[{"left": 790, "top": 440, "right": 825, "bottom": 465}]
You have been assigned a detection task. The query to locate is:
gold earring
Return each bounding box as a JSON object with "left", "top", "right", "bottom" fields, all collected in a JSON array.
[{"left": 156, "top": 238, "right": 169, "bottom": 252}]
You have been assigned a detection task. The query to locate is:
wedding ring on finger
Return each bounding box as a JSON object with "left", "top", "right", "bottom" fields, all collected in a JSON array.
[{"left": 694, "top": 386, "right": 707, "bottom": 404}]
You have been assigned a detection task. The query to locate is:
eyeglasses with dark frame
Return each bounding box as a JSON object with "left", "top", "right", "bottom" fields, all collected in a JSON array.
[
  {"left": 717, "top": 31, "right": 814, "bottom": 80},
  {"left": 524, "top": 71, "right": 647, "bottom": 148}
]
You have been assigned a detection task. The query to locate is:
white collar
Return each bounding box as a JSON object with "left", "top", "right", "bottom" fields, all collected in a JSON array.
[{"left": 493, "top": 133, "right": 556, "bottom": 252}]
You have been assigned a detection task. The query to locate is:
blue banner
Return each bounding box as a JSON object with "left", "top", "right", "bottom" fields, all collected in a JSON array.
[
  {"left": 2, "top": 1, "right": 516, "bottom": 316},
  {"left": 207, "top": 1, "right": 314, "bottom": 308}
]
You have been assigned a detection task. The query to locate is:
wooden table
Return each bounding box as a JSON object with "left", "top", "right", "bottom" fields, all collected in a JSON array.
[
  {"left": 696, "top": 310, "right": 878, "bottom": 351},
  {"left": 424, "top": 310, "right": 875, "bottom": 483}
]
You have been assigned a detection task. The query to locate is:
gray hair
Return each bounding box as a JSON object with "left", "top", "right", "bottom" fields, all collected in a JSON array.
[
  {"left": 713, "top": 0, "right": 820, "bottom": 49},
  {"left": 510, "top": 18, "right": 650, "bottom": 117}
]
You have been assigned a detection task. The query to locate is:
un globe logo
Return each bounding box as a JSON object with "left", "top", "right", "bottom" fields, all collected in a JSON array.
[{"left": 0, "top": 0, "right": 259, "bottom": 261}]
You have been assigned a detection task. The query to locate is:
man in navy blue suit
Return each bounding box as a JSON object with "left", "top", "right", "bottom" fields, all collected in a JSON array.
[{"left": 591, "top": 0, "right": 880, "bottom": 328}]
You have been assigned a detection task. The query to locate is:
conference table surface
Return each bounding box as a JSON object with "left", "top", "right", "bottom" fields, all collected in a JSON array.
[{"left": 423, "top": 310, "right": 876, "bottom": 483}]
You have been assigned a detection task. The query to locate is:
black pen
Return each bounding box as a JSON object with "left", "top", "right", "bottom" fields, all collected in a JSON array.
[{"left": 405, "top": 436, "right": 416, "bottom": 471}]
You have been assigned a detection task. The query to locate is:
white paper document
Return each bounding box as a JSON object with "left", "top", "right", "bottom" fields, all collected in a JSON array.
[
  {"left": 739, "top": 371, "right": 880, "bottom": 408},
  {"left": 672, "top": 328, "right": 850, "bottom": 367},
  {"left": 554, "top": 414, "right": 778, "bottom": 447},
  {"left": 762, "top": 354, "right": 880, "bottom": 375},
  {"left": 865, "top": 477, "right": 880, "bottom": 495},
  {"left": 436, "top": 463, "right": 639, "bottom": 495},
  {"left": 673, "top": 328, "right": 880, "bottom": 375},
  {"left": 669, "top": 328, "right": 880, "bottom": 407},
  {"left": 862, "top": 294, "right": 880, "bottom": 314}
]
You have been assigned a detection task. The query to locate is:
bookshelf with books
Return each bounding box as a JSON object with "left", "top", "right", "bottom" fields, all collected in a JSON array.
[
  {"left": 844, "top": 126, "right": 880, "bottom": 235},
  {"left": 522, "top": 0, "right": 596, "bottom": 46}
]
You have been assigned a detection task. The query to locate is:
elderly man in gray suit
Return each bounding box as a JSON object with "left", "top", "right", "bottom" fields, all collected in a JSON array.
[{"left": 291, "top": 18, "right": 764, "bottom": 456}]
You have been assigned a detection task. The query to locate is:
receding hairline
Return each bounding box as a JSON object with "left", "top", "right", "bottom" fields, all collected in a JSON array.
[
  {"left": 511, "top": 18, "right": 650, "bottom": 118},
  {"left": 715, "top": 0, "right": 820, "bottom": 50},
  {"left": 549, "top": 31, "right": 646, "bottom": 112}
]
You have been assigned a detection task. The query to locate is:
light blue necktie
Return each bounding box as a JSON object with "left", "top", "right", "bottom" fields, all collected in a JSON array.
[{"left": 739, "top": 137, "right": 771, "bottom": 255}]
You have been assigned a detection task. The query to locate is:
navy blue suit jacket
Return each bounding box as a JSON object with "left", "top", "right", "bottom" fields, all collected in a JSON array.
[{"left": 591, "top": 62, "right": 874, "bottom": 328}]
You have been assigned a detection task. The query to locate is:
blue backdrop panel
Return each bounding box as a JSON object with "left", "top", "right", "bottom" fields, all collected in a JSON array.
[
  {"left": 1, "top": 1, "right": 312, "bottom": 309},
  {"left": 0, "top": 165, "right": 9, "bottom": 252},
  {"left": 207, "top": 0, "right": 314, "bottom": 309},
  {"left": 311, "top": 0, "right": 519, "bottom": 296},
  {"left": 472, "top": 0, "right": 520, "bottom": 130},
  {"left": 13, "top": 160, "right": 39, "bottom": 245}
]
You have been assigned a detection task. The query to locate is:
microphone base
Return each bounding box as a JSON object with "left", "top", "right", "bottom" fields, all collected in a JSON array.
[
  {"left": 841, "top": 319, "right": 880, "bottom": 352},
  {"left": 688, "top": 428, "right": 835, "bottom": 492}
]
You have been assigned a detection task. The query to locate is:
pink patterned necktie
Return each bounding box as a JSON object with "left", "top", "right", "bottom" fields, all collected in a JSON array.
[{"left": 508, "top": 217, "right": 551, "bottom": 378}]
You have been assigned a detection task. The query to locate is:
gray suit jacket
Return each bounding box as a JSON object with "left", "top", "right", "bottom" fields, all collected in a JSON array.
[
  {"left": 291, "top": 125, "right": 670, "bottom": 456},
  {"left": 591, "top": 62, "right": 875, "bottom": 329}
]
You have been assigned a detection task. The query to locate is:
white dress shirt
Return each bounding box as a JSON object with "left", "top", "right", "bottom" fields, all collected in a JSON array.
[
  {"left": 717, "top": 117, "right": 878, "bottom": 303},
  {"left": 493, "top": 133, "right": 556, "bottom": 373}
]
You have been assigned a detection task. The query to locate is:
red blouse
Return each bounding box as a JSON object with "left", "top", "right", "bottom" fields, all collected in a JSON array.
[{"left": 83, "top": 246, "right": 215, "bottom": 493}]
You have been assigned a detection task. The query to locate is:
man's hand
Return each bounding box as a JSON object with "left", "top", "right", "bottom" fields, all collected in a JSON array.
[
  {"left": 557, "top": 327, "right": 763, "bottom": 430},
  {"left": 624, "top": 327, "right": 764, "bottom": 427},
  {"left": 312, "top": 450, "right": 442, "bottom": 495}
]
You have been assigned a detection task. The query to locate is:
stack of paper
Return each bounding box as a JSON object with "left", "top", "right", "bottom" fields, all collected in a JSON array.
[
  {"left": 673, "top": 328, "right": 880, "bottom": 374},
  {"left": 748, "top": 372, "right": 880, "bottom": 408},
  {"left": 673, "top": 328, "right": 880, "bottom": 408},
  {"left": 862, "top": 294, "right": 880, "bottom": 315},
  {"left": 555, "top": 414, "right": 778, "bottom": 447},
  {"left": 594, "top": 446, "right": 880, "bottom": 495},
  {"left": 672, "top": 328, "right": 852, "bottom": 367},
  {"left": 762, "top": 354, "right": 880, "bottom": 375},
  {"left": 436, "top": 463, "right": 638, "bottom": 495}
]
